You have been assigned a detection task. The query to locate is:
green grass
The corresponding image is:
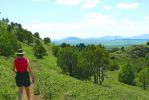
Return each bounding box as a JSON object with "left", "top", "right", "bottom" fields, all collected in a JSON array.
[
  {"left": 0, "top": 56, "right": 18, "bottom": 100},
  {"left": 0, "top": 43, "right": 149, "bottom": 100}
]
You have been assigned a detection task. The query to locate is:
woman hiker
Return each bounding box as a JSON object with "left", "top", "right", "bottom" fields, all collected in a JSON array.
[{"left": 13, "top": 49, "right": 35, "bottom": 100}]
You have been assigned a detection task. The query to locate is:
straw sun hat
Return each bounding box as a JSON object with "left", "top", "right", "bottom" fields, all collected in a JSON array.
[{"left": 16, "top": 49, "right": 25, "bottom": 55}]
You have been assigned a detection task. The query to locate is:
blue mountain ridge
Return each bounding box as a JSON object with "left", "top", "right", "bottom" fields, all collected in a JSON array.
[{"left": 52, "top": 34, "right": 149, "bottom": 48}]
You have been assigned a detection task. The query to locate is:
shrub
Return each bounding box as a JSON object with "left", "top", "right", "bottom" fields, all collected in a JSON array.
[
  {"left": 33, "top": 40, "right": 47, "bottom": 59},
  {"left": 135, "top": 67, "right": 149, "bottom": 89},
  {"left": 119, "top": 62, "right": 136, "bottom": 85},
  {"left": 52, "top": 46, "right": 59, "bottom": 56},
  {"left": 43, "top": 37, "right": 51, "bottom": 44},
  {"left": 0, "top": 30, "right": 20, "bottom": 57},
  {"left": 57, "top": 47, "right": 77, "bottom": 76},
  {"left": 108, "top": 61, "right": 119, "bottom": 71}
]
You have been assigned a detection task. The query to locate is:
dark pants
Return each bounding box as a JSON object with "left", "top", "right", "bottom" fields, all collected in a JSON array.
[{"left": 15, "top": 72, "right": 31, "bottom": 87}]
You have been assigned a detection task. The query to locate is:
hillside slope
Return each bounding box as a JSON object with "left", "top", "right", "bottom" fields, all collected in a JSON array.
[{"left": 1, "top": 42, "right": 149, "bottom": 100}]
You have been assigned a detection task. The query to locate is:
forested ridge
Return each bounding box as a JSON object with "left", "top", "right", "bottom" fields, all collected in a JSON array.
[{"left": 0, "top": 18, "right": 149, "bottom": 100}]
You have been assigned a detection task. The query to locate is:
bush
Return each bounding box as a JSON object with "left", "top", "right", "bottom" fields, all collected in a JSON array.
[
  {"left": 52, "top": 46, "right": 59, "bottom": 56},
  {"left": 110, "top": 48, "right": 120, "bottom": 53},
  {"left": 33, "top": 40, "right": 47, "bottom": 59},
  {"left": 119, "top": 62, "right": 136, "bottom": 85},
  {"left": 0, "top": 30, "right": 20, "bottom": 57},
  {"left": 135, "top": 67, "right": 149, "bottom": 89},
  {"left": 108, "top": 61, "right": 119, "bottom": 71},
  {"left": 43, "top": 37, "right": 51, "bottom": 44},
  {"left": 78, "top": 45, "right": 109, "bottom": 84},
  {"left": 146, "top": 42, "right": 149, "bottom": 45},
  {"left": 57, "top": 47, "right": 77, "bottom": 76},
  {"left": 60, "top": 43, "right": 70, "bottom": 48}
]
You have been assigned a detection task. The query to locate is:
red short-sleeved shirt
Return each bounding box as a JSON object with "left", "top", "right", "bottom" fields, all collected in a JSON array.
[{"left": 14, "top": 57, "right": 28, "bottom": 73}]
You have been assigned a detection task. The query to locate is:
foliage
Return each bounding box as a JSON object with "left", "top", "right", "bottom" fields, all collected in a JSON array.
[
  {"left": 0, "top": 58, "right": 17, "bottom": 99},
  {"left": 7, "top": 25, "right": 12, "bottom": 32},
  {"left": 34, "top": 32, "right": 41, "bottom": 39},
  {"left": 33, "top": 40, "right": 47, "bottom": 59},
  {"left": 135, "top": 67, "right": 149, "bottom": 90},
  {"left": 15, "top": 28, "right": 33, "bottom": 45},
  {"left": 34, "top": 65, "right": 149, "bottom": 100},
  {"left": 1, "top": 17, "right": 149, "bottom": 100},
  {"left": 0, "top": 29, "right": 20, "bottom": 57},
  {"left": 108, "top": 60, "right": 119, "bottom": 71},
  {"left": 109, "top": 48, "right": 120, "bottom": 53},
  {"left": 131, "top": 57, "right": 148, "bottom": 73},
  {"left": 52, "top": 45, "right": 59, "bottom": 56},
  {"left": 78, "top": 45, "right": 109, "bottom": 84},
  {"left": 76, "top": 49, "right": 93, "bottom": 80},
  {"left": 119, "top": 62, "right": 136, "bottom": 85},
  {"left": 146, "top": 42, "right": 149, "bottom": 45},
  {"left": 57, "top": 47, "right": 78, "bottom": 76},
  {"left": 76, "top": 43, "right": 86, "bottom": 50},
  {"left": 60, "top": 43, "right": 70, "bottom": 48},
  {"left": 43, "top": 37, "right": 51, "bottom": 44},
  {"left": 121, "top": 46, "right": 125, "bottom": 52},
  {"left": 2, "top": 18, "right": 9, "bottom": 23},
  {"left": 128, "top": 45, "right": 149, "bottom": 57}
]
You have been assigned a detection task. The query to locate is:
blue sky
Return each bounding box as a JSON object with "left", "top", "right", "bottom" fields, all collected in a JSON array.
[{"left": 0, "top": 0, "right": 149, "bottom": 39}]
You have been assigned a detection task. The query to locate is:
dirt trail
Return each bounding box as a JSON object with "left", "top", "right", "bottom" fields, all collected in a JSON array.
[
  {"left": 23, "top": 84, "right": 43, "bottom": 100},
  {"left": 23, "top": 60, "right": 43, "bottom": 100}
]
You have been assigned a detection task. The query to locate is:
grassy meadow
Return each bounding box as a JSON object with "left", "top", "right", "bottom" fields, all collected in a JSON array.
[{"left": 0, "top": 42, "right": 149, "bottom": 100}]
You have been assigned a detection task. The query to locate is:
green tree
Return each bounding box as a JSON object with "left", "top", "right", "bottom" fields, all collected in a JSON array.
[
  {"left": 110, "top": 48, "right": 120, "bottom": 53},
  {"left": 136, "top": 68, "right": 149, "bottom": 90},
  {"left": 1, "top": 18, "right": 9, "bottom": 23},
  {"left": 5, "top": 18, "right": 9, "bottom": 23},
  {"left": 24, "top": 30, "right": 33, "bottom": 45},
  {"left": 15, "top": 28, "right": 33, "bottom": 44},
  {"left": 2, "top": 18, "right": 5, "bottom": 22},
  {"left": 108, "top": 60, "right": 119, "bottom": 71},
  {"left": 76, "top": 43, "right": 86, "bottom": 50},
  {"left": 57, "top": 47, "right": 78, "bottom": 76},
  {"left": 7, "top": 25, "right": 12, "bottom": 32},
  {"left": 78, "top": 45, "right": 109, "bottom": 84},
  {"left": 33, "top": 40, "right": 47, "bottom": 59},
  {"left": 119, "top": 62, "right": 136, "bottom": 85},
  {"left": 15, "top": 28, "right": 25, "bottom": 42},
  {"left": 77, "top": 49, "right": 93, "bottom": 80},
  {"left": 34, "top": 32, "right": 40, "bottom": 39},
  {"left": 121, "top": 46, "right": 125, "bottom": 52},
  {"left": 10, "top": 22, "right": 15, "bottom": 29},
  {"left": 52, "top": 46, "right": 59, "bottom": 56},
  {"left": 0, "top": 30, "right": 20, "bottom": 57},
  {"left": 18, "top": 23, "right": 22, "bottom": 29},
  {"left": 43, "top": 37, "right": 51, "bottom": 44},
  {"left": 146, "top": 42, "right": 149, "bottom": 45},
  {"left": 60, "top": 43, "right": 70, "bottom": 48}
]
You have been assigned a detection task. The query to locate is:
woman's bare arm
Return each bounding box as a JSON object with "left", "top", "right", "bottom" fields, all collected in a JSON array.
[
  {"left": 27, "top": 59, "right": 35, "bottom": 83},
  {"left": 28, "top": 66, "right": 34, "bottom": 78}
]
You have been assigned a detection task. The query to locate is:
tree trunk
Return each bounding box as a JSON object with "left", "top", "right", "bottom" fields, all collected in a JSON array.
[{"left": 93, "top": 67, "right": 97, "bottom": 84}]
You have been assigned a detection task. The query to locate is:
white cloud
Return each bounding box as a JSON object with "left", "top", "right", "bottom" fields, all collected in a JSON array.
[
  {"left": 81, "top": 0, "right": 99, "bottom": 8},
  {"left": 117, "top": 2, "right": 139, "bottom": 9},
  {"left": 145, "top": 16, "right": 149, "bottom": 20},
  {"left": 23, "top": 13, "right": 149, "bottom": 39},
  {"left": 56, "top": 0, "right": 81, "bottom": 6},
  {"left": 82, "top": 13, "right": 115, "bottom": 27},
  {"left": 55, "top": 0, "right": 100, "bottom": 8},
  {"left": 102, "top": 5, "right": 112, "bottom": 10},
  {"left": 23, "top": 22, "right": 83, "bottom": 39}
]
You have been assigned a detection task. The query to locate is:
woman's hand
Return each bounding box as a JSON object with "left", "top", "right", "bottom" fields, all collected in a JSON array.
[{"left": 32, "top": 76, "right": 35, "bottom": 84}]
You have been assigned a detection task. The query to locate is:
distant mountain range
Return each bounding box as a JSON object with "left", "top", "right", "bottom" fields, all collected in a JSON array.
[{"left": 53, "top": 34, "right": 149, "bottom": 48}]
